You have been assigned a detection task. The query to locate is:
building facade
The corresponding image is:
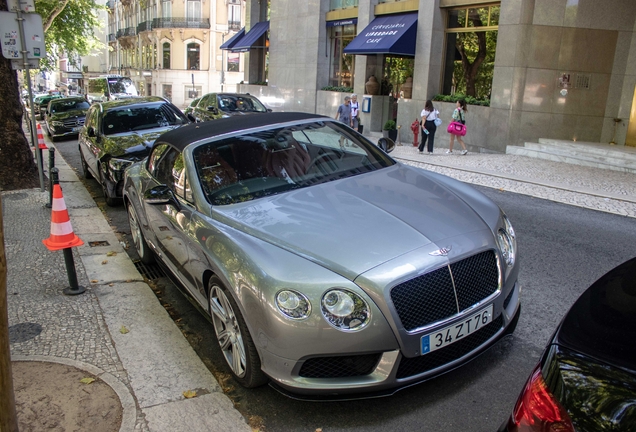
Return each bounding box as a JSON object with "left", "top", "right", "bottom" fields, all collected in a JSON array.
[
  {"left": 233, "top": 0, "right": 636, "bottom": 151},
  {"left": 102, "top": 0, "right": 247, "bottom": 107}
]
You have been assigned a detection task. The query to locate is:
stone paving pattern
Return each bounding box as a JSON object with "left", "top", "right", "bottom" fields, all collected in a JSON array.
[{"left": 392, "top": 146, "right": 636, "bottom": 218}]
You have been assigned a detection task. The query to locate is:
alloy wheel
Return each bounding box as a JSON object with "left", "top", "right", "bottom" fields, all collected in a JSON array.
[{"left": 209, "top": 285, "right": 247, "bottom": 378}]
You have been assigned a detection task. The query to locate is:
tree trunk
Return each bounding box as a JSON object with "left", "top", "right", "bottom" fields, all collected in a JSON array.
[
  {"left": 0, "top": 1, "right": 40, "bottom": 191},
  {"left": 0, "top": 196, "right": 19, "bottom": 432}
]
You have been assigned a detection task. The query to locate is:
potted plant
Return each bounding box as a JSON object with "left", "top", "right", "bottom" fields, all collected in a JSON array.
[{"left": 383, "top": 120, "right": 397, "bottom": 141}]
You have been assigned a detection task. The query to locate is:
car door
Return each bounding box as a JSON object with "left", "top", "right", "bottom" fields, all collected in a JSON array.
[
  {"left": 142, "top": 146, "right": 204, "bottom": 304},
  {"left": 79, "top": 105, "right": 101, "bottom": 178}
]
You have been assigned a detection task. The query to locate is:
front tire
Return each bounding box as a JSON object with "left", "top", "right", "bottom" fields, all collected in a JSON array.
[
  {"left": 126, "top": 202, "right": 154, "bottom": 264},
  {"left": 208, "top": 277, "right": 267, "bottom": 388}
]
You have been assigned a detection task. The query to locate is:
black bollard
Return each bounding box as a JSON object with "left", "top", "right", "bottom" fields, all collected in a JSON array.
[
  {"left": 45, "top": 150, "right": 56, "bottom": 208},
  {"left": 62, "top": 248, "right": 86, "bottom": 296}
]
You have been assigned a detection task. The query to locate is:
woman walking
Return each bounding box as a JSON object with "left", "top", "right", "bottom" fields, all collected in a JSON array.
[
  {"left": 418, "top": 100, "right": 439, "bottom": 155},
  {"left": 448, "top": 99, "right": 468, "bottom": 155}
]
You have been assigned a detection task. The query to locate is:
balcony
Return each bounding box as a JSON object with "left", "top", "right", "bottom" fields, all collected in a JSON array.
[
  {"left": 108, "top": 33, "right": 116, "bottom": 42},
  {"left": 137, "top": 21, "right": 152, "bottom": 33},
  {"left": 152, "top": 17, "right": 211, "bottom": 29},
  {"left": 116, "top": 27, "right": 137, "bottom": 38},
  {"left": 228, "top": 20, "right": 241, "bottom": 31}
]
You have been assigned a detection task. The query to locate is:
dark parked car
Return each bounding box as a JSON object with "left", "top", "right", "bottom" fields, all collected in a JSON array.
[
  {"left": 32, "top": 94, "right": 63, "bottom": 120},
  {"left": 188, "top": 92, "right": 269, "bottom": 122},
  {"left": 79, "top": 96, "right": 188, "bottom": 206},
  {"left": 123, "top": 112, "right": 520, "bottom": 398},
  {"left": 500, "top": 257, "right": 636, "bottom": 432},
  {"left": 44, "top": 97, "right": 91, "bottom": 141},
  {"left": 183, "top": 96, "right": 201, "bottom": 117}
]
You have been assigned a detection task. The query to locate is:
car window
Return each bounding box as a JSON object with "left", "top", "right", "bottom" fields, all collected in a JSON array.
[
  {"left": 148, "top": 143, "right": 170, "bottom": 174},
  {"left": 217, "top": 95, "right": 267, "bottom": 113},
  {"left": 85, "top": 106, "right": 99, "bottom": 129},
  {"left": 50, "top": 99, "right": 90, "bottom": 113},
  {"left": 102, "top": 103, "right": 186, "bottom": 135},
  {"left": 153, "top": 147, "right": 180, "bottom": 188},
  {"left": 172, "top": 154, "right": 193, "bottom": 203},
  {"left": 193, "top": 121, "right": 395, "bottom": 205}
]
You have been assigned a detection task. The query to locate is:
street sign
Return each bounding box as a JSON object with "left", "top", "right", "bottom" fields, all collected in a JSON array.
[
  {"left": 0, "top": 12, "right": 45, "bottom": 60},
  {"left": 7, "top": 0, "right": 36, "bottom": 12},
  {"left": 11, "top": 58, "right": 39, "bottom": 70}
]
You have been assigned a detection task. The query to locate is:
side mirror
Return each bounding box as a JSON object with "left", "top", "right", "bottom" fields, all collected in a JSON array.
[
  {"left": 207, "top": 106, "right": 218, "bottom": 115},
  {"left": 377, "top": 137, "right": 396, "bottom": 154},
  {"left": 267, "top": 108, "right": 273, "bottom": 112},
  {"left": 144, "top": 185, "right": 179, "bottom": 208},
  {"left": 186, "top": 113, "right": 196, "bottom": 123},
  {"left": 87, "top": 127, "right": 96, "bottom": 137}
]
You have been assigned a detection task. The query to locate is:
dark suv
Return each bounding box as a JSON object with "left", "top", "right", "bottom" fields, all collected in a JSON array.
[
  {"left": 44, "top": 97, "right": 91, "bottom": 141},
  {"left": 78, "top": 96, "right": 189, "bottom": 206},
  {"left": 188, "top": 92, "right": 269, "bottom": 122}
]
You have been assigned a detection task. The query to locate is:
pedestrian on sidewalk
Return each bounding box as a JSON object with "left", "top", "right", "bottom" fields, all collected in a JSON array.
[
  {"left": 448, "top": 99, "right": 468, "bottom": 155},
  {"left": 350, "top": 94, "right": 361, "bottom": 132},
  {"left": 419, "top": 100, "right": 439, "bottom": 154},
  {"left": 335, "top": 95, "right": 352, "bottom": 127}
]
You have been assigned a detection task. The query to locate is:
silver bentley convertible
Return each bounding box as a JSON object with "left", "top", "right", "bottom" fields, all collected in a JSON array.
[{"left": 123, "top": 112, "right": 520, "bottom": 398}]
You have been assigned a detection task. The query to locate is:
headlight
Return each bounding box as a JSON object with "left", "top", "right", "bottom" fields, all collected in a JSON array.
[
  {"left": 497, "top": 213, "right": 517, "bottom": 268},
  {"left": 108, "top": 158, "right": 133, "bottom": 172},
  {"left": 321, "top": 289, "right": 371, "bottom": 332},
  {"left": 275, "top": 290, "right": 311, "bottom": 320},
  {"left": 51, "top": 121, "right": 64, "bottom": 127}
]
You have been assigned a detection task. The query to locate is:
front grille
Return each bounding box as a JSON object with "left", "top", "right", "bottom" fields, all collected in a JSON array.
[
  {"left": 396, "top": 315, "right": 503, "bottom": 379},
  {"left": 390, "top": 250, "right": 499, "bottom": 331},
  {"left": 298, "top": 354, "right": 382, "bottom": 378},
  {"left": 63, "top": 117, "right": 86, "bottom": 128}
]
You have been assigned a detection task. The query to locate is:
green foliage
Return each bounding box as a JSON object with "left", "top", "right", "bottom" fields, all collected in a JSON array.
[
  {"left": 384, "top": 57, "right": 414, "bottom": 95},
  {"left": 36, "top": 0, "right": 105, "bottom": 70},
  {"left": 383, "top": 120, "right": 396, "bottom": 131},
  {"left": 432, "top": 93, "right": 490, "bottom": 107},
  {"left": 321, "top": 86, "right": 354, "bottom": 93}
]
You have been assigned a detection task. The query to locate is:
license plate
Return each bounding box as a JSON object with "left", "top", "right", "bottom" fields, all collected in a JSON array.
[
  {"left": 421, "top": 304, "right": 494, "bottom": 355},
  {"left": 72, "top": 126, "right": 81, "bottom": 132}
]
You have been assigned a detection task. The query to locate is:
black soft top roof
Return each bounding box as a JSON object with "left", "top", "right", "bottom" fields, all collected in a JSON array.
[{"left": 158, "top": 112, "right": 331, "bottom": 152}]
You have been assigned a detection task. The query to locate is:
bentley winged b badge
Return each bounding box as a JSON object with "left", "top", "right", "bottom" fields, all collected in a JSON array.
[{"left": 429, "top": 246, "right": 452, "bottom": 256}]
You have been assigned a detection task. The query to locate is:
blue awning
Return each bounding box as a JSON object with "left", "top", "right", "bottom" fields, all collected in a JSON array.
[
  {"left": 230, "top": 21, "right": 269, "bottom": 52},
  {"left": 220, "top": 28, "right": 245, "bottom": 50},
  {"left": 343, "top": 13, "right": 417, "bottom": 56}
]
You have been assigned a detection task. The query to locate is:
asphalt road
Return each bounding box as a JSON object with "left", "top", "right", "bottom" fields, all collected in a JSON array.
[{"left": 52, "top": 132, "right": 636, "bottom": 431}]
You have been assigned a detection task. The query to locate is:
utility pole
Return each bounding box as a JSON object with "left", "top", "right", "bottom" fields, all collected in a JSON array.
[{"left": 0, "top": 195, "right": 19, "bottom": 432}]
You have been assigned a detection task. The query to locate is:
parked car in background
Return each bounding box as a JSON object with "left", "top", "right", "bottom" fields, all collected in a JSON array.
[
  {"left": 183, "top": 96, "right": 201, "bottom": 117},
  {"left": 188, "top": 92, "right": 269, "bottom": 122},
  {"left": 44, "top": 97, "right": 91, "bottom": 141},
  {"left": 85, "top": 75, "right": 138, "bottom": 104},
  {"left": 123, "top": 112, "right": 520, "bottom": 398},
  {"left": 32, "top": 94, "right": 63, "bottom": 120},
  {"left": 79, "top": 96, "right": 188, "bottom": 206},
  {"left": 499, "top": 257, "right": 636, "bottom": 432}
]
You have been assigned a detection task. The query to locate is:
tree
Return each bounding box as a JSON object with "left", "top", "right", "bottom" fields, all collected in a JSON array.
[{"left": 0, "top": 0, "right": 103, "bottom": 191}]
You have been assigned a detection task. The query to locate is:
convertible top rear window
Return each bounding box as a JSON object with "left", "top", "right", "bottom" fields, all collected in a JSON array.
[{"left": 193, "top": 121, "right": 396, "bottom": 205}]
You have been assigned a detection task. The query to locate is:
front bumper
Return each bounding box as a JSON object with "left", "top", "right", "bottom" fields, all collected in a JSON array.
[{"left": 262, "top": 281, "right": 521, "bottom": 399}]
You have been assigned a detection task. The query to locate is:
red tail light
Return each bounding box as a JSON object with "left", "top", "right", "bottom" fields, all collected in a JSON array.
[{"left": 509, "top": 366, "right": 575, "bottom": 432}]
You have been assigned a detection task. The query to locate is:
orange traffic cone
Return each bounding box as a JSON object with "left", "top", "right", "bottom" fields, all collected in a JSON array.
[
  {"left": 43, "top": 183, "right": 84, "bottom": 251},
  {"left": 36, "top": 123, "right": 48, "bottom": 150}
]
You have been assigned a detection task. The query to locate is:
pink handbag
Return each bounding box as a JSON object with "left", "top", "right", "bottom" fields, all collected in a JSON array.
[{"left": 447, "top": 121, "right": 466, "bottom": 136}]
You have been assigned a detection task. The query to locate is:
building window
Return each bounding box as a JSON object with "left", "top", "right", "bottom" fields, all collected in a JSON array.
[
  {"left": 329, "top": 0, "right": 358, "bottom": 10},
  {"left": 162, "top": 0, "right": 171, "bottom": 18},
  {"left": 329, "top": 24, "right": 356, "bottom": 88},
  {"left": 163, "top": 84, "right": 172, "bottom": 102},
  {"left": 227, "top": 53, "right": 239, "bottom": 72},
  {"left": 443, "top": 4, "right": 499, "bottom": 100},
  {"left": 228, "top": 4, "right": 241, "bottom": 31},
  {"left": 187, "top": 0, "right": 201, "bottom": 21},
  {"left": 163, "top": 42, "right": 170, "bottom": 69},
  {"left": 187, "top": 42, "right": 200, "bottom": 70}
]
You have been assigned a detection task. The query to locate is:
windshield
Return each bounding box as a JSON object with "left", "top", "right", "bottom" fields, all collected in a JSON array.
[
  {"left": 108, "top": 77, "right": 137, "bottom": 95},
  {"left": 193, "top": 121, "right": 396, "bottom": 205},
  {"left": 50, "top": 99, "right": 90, "bottom": 113},
  {"left": 217, "top": 95, "right": 267, "bottom": 113},
  {"left": 102, "top": 103, "right": 187, "bottom": 135}
]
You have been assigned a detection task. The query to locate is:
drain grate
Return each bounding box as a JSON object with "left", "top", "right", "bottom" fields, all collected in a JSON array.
[
  {"left": 89, "top": 241, "right": 110, "bottom": 247},
  {"left": 9, "top": 322, "right": 43, "bottom": 343},
  {"left": 133, "top": 260, "right": 165, "bottom": 281}
]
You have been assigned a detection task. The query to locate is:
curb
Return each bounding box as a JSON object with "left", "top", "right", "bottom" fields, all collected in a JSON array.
[{"left": 11, "top": 355, "right": 137, "bottom": 432}]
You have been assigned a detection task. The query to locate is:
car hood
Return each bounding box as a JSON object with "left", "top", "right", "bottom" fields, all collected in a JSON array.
[
  {"left": 101, "top": 126, "right": 178, "bottom": 158},
  {"left": 213, "top": 164, "right": 496, "bottom": 279},
  {"left": 50, "top": 109, "right": 87, "bottom": 121},
  {"left": 555, "top": 256, "right": 636, "bottom": 373}
]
